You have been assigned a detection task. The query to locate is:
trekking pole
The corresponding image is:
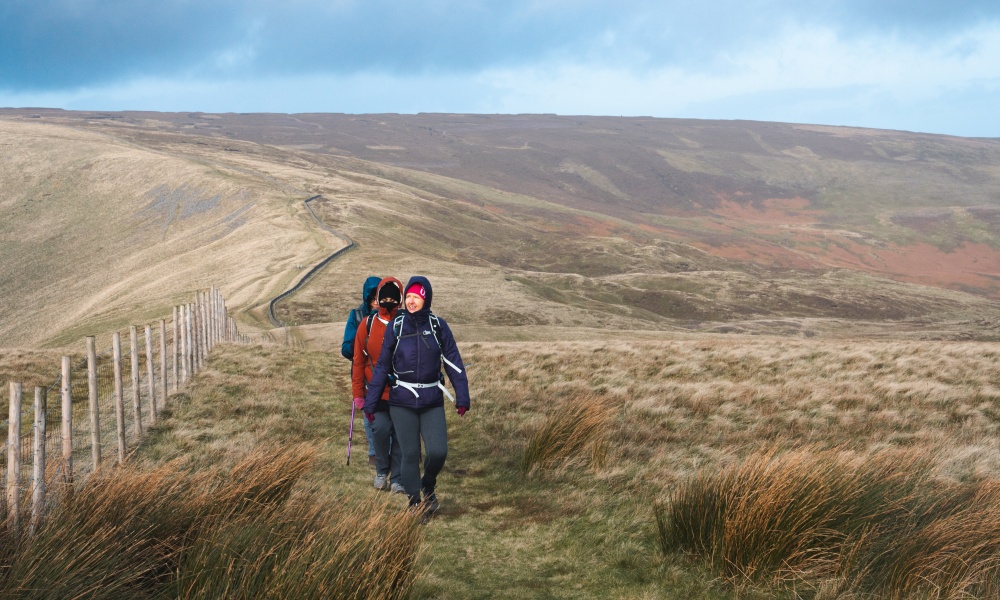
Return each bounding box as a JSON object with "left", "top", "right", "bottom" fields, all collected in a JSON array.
[{"left": 347, "top": 402, "right": 356, "bottom": 466}]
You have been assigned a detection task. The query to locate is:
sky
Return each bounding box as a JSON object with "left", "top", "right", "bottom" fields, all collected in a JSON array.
[{"left": 2, "top": 1, "right": 999, "bottom": 137}]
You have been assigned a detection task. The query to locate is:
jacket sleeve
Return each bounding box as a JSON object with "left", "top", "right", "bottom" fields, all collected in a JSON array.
[
  {"left": 351, "top": 322, "right": 368, "bottom": 399},
  {"left": 341, "top": 309, "right": 358, "bottom": 360},
  {"left": 364, "top": 324, "right": 396, "bottom": 414},
  {"left": 437, "top": 318, "right": 470, "bottom": 409}
]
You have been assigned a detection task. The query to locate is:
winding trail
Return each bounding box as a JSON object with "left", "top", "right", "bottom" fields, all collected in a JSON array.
[{"left": 267, "top": 195, "right": 355, "bottom": 328}]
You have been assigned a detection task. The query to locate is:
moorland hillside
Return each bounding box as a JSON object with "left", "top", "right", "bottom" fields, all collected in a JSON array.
[
  {"left": 0, "top": 119, "right": 341, "bottom": 347},
  {"left": 2, "top": 110, "right": 999, "bottom": 345}
]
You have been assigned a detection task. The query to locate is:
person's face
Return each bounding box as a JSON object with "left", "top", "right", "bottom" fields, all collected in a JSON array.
[
  {"left": 405, "top": 292, "right": 424, "bottom": 313},
  {"left": 369, "top": 298, "right": 378, "bottom": 310}
]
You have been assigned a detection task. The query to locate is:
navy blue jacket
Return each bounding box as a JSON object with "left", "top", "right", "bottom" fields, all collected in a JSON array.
[
  {"left": 365, "top": 276, "right": 470, "bottom": 412},
  {"left": 341, "top": 276, "right": 381, "bottom": 360}
]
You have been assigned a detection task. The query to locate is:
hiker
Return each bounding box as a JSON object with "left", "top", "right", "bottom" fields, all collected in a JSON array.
[
  {"left": 353, "top": 277, "right": 405, "bottom": 493},
  {"left": 364, "top": 276, "right": 470, "bottom": 515},
  {"left": 343, "top": 276, "right": 381, "bottom": 466}
]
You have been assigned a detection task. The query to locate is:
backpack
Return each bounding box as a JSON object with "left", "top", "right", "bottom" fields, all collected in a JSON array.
[
  {"left": 360, "top": 313, "right": 382, "bottom": 359},
  {"left": 387, "top": 313, "right": 463, "bottom": 403},
  {"left": 391, "top": 312, "right": 461, "bottom": 376},
  {"left": 391, "top": 313, "right": 442, "bottom": 349},
  {"left": 341, "top": 305, "right": 366, "bottom": 360}
]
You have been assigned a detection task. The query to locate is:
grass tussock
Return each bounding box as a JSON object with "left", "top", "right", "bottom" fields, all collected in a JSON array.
[
  {"left": 0, "top": 443, "right": 422, "bottom": 600},
  {"left": 520, "top": 392, "right": 618, "bottom": 475},
  {"left": 657, "top": 447, "right": 1000, "bottom": 598}
]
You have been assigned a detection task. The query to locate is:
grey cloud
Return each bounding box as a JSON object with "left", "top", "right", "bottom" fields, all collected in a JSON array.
[{"left": 2, "top": 0, "right": 999, "bottom": 91}]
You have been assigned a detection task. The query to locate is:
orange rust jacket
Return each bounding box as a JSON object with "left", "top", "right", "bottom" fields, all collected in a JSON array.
[{"left": 351, "top": 277, "right": 402, "bottom": 407}]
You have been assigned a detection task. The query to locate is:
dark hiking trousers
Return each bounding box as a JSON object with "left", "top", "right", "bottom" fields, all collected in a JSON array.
[
  {"left": 371, "top": 410, "right": 402, "bottom": 485},
  {"left": 389, "top": 404, "right": 447, "bottom": 505}
]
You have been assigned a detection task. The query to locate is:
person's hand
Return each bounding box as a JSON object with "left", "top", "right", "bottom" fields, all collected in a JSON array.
[
  {"left": 353, "top": 397, "right": 365, "bottom": 410},
  {"left": 457, "top": 406, "right": 468, "bottom": 416},
  {"left": 365, "top": 412, "right": 375, "bottom": 423}
]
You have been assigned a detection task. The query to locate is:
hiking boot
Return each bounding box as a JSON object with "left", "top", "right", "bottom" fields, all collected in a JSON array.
[
  {"left": 409, "top": 502, "right": 431, "bottom": 524},
  {"left": 390, "top": 482, "right": 406, "bottom": 494},
  {"left": 422, "top": 489, "right": 440, "bottom": 514},
  {"left": 373, "top": 473, "right": 388, "bottom": 490}
]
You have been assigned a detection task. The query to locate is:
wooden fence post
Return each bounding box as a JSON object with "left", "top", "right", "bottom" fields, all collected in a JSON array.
[
  {"left": 145, "top": 325, "right": 156, "bottom": 425},
  {"left": 191, "top": 297, "right": 199, "bottom": 372},
  {"left": 180, "top": 305, "right": 189, "bottom": 384},
  {"left": 203, "top": 290, "right": 211, "bottom": 353},
  {"left": 215, "top": 287, "right": 222, "bottom": 346},
  {"left": 113, "top": 332, "right": 126, "bottom": 464},
  {"left": 188, "top": 303, "right": 197, "bottom": 376},
  {"left": 194, "top": 300, "right": 202, "bottom": 371},
  {"left": 201, "top": 291, "right": 209, "bottom": 359},
  {"left": 172, "top": 307, "right": 179, "bottom": 393},
  {"left": 61, "top": 356, "right": 73, "bottom": 492},
  {"left": 30, "top": 386, "right": 46, "bottom": 536},
  {"left": 160, "top": 319, "right": 168, "bottom": 405},
  {"left": 87, "top": 336, "right": 100, "bottom": 469},
  {"left": 201, "top": 292, "right": 215, "bottom": 359},
  {"left": 208, "top": 285, "right": 219, "bottom": 349},
  {"left": 129, "top": 326, "right": 142, "bottom": 439},
  {"left": 7, "top": 382, "right": 22, "bottom": 535},
  {"left": 198, "top": 294, "right": 207, "bottom": 363}
]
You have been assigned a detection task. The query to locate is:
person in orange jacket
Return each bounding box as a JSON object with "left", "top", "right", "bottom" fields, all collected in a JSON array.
[{"left": 352, "top": 277, "right": 405, "bottom": 492}]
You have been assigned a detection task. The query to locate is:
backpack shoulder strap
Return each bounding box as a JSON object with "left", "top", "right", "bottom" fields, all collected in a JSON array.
[
  {"left": 391, "top": 314, "right": 405, "bottom": 357},
  {"left": 365, "top": 314, "right": 376, "bottom": 337},
  {"left": 428, "top": 313, "right": 442, "bottom": 347}
]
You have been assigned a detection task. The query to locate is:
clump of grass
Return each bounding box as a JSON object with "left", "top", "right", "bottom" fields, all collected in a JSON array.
[
  {"left": 656, "top": 447, "right": 1000, "bottom": 597},
  {"left": 177, "top": 492, "right": 421, "bottom": 599},
  {"left": 0, "top": 443, "right": 423, "bottom": 599},
  {"left": 840, "top": 482, "right": 1000, "bottom": 599},
  {"left": 520, "top": 393, "right": 618, "bottom": 474}
]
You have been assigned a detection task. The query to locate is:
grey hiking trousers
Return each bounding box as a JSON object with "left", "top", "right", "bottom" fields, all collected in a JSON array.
[
  {"left": 388, "top": 404, "right": 448, "bottom": 505},
  {"left": 371, "top": 410, "right": 402, "bottom": 485}
]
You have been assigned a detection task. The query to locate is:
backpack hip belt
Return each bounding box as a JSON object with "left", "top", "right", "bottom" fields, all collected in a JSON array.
[{"left": 394, "top": 379, "right": 456, "bottom": 403}]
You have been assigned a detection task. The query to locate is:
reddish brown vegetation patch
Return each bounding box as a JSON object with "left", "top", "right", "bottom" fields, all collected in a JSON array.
[{"left": 710, "top": 197, "right": 822, "bottom": 225}]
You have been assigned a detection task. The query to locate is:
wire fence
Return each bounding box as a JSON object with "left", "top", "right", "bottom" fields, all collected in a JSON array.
[{"left": 2, "top": 286, "right": 250, "bottom": 534}]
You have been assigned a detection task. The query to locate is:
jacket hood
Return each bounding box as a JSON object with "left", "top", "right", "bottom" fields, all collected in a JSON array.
[
  {"left": 404, "top": 275, "right": 433, "bottom": 315},
  {"left": 361, "top": 276, "right": 381, "bottom": 305},
  {"left": 375, "top": 277, "right": 403, "bottom": 320}
]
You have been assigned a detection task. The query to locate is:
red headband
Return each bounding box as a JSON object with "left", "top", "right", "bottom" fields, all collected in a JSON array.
[{"left": 406, "top": 284, "right": 426, "bottom": 299}]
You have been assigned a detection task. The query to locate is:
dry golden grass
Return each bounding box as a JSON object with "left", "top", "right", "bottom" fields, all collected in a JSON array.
[
  {"left": 521, "top": 392, "right": 617, "bottom": 474},
  {"left": 0, "top": 441, "right": 423, "bottom": 599},
  {"left": 463, "top": 337, "right": 1000, "bottom": 486},
  {"left": 657, "top": 446, "right": 1000, "bottom": 599},
  {"left": 455, "top": 336, "right": 1000, "bottom": 596}
]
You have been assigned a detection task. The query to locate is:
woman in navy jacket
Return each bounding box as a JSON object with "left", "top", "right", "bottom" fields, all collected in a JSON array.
[{"left": 364, "top": 276, "right": 470, "bottom": 513}]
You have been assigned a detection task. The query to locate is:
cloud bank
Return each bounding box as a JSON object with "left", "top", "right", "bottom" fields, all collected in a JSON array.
[{"left": 1, "top": 1, "right": 999, "bottom": 136}]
